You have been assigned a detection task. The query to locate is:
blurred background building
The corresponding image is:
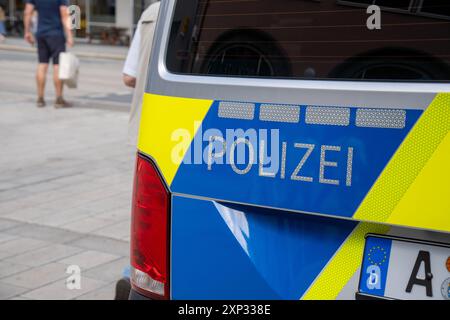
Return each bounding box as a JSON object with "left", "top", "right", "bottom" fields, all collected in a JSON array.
[{"left": 0, "top": 0, "right": 158, "bottom": 45}]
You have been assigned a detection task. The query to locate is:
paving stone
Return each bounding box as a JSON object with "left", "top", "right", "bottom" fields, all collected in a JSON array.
[
  {"left": 3, "top": 207, "right": 53, "bottom": 223},
  {"left": 76, "top": 282, "right": 116, "bottom": 300},
  {"left": 0, "top": 261, "right": 31, "bottom": 279},
  {"left": 79, "top": 196, "right": 131, "bottom": 214},
  {"left": 12, "top": 172, "right": 59, "bottom": 185},
  {"left": 70, "top": 235, "right": 129, "bottom": 257},
  {"left": 0, "top": 282, "right": 28, "bottom": 300},
  {"left": 84, "top": 257, "right": 129, "bottom": 283},
  {"left": 0, "top": 219, "right": 21, "bottom": 231},
  {"left": 6, "top": 244, "right": 83, "bottom": 267},
  {"left": 9, "top": 296, "right": 33, "bottom": 300},
  {"left": 0, "top": 251, "right": 15, "bottom": 260},
  {"left": 61, "top": 217, "right": 117, "bottom": 234},
  {"left": 9, "top": 189, "right": 72, "bottom": 208},
  {"left": 0, "top": 237, "right": 50, "bottom": 255},
  {"left": 0, "top": 191, "right": 21, "bottom": 204},
  {"left": 52, "top": 181, "right": 110, "bottom": 197},
  {"left": 4, "top": 223, "right": 82, "bottom": 244},
  {"left": 94, "top": 221, "right": 130, "bottom": 240},
  {"left": 0, "top": 202, "right": 33, "bottom": 216},
  {"left": 36, "top": 195, "right": 93, "bottom": 212},
  {"left": 58, "top": 250, "right": 120, "bottom": 270},
  {"left": 18, "top": 181, "right": 64, "bottom": 195},
  {"left": 34, "top": 209, "right": 92, "bottom": 228},
  {"left": 0, "top": 233, "right": 17, "bottom": 244},
  {"left": 51, "top": 174, "right": 95, "bottom": 187},
  {"left": 95, "top": 207, "right": 130, "bottom": 222},
  {"left": 1, "top": 263, "right": 68, "bottom": 289},
  {"left": 0, "top": 180, "right": 21, "bottom": 192},
  {"left": 22, "top": 276, "right": 107, "bottom": 300}
]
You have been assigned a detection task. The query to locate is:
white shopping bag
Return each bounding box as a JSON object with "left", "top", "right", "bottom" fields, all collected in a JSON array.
[{"left": 58, "top": 52, "right": 80, "bottom": 89}]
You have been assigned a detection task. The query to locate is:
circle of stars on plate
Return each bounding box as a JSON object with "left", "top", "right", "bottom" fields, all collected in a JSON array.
[{"left": 368, "top": 246, "right": 387, "bottom": 266}]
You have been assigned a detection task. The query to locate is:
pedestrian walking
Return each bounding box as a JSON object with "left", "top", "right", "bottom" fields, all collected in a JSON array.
[
  {"left": 23, "top": 0, "right": 73, "bottom": 108},
  {"left": 0, "top": 5, "right": 6, "bottom": 43},
  {"left": 122, "top": 1, "right": 160, "bottom": 145}
]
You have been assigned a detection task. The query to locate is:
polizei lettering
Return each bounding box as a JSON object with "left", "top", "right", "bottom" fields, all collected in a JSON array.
[
  {"left": 171, "top": 126, "right": 355, "bottom": 187},
  {"left": 205, "top": 130, "right": 354, "bottom": 187}
]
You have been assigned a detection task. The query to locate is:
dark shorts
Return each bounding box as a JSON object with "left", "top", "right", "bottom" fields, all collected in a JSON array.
[{"left": 37, "top": 36, "right": 66, "bottom": 65}]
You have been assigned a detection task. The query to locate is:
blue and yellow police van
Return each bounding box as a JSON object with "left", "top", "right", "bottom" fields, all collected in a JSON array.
[{"left": 129, "top": 0, "right": 450, "bottom": 300}]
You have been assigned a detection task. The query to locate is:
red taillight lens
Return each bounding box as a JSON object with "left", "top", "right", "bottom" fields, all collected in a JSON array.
[{"left": 130, "top": 154, "right": 170, "bottom": 299}]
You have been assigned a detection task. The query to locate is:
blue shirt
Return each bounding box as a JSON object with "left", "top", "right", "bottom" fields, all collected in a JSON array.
[{"left": 27, "top": 0, "right": 69, "bottom": 37}]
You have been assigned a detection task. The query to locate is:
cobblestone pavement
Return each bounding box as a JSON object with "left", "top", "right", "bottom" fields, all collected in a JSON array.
[{"left": 0, "top": 49, "right": 135, "bottom": 299}]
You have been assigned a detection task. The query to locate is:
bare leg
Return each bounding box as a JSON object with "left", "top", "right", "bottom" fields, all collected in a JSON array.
[
  {"left": 53, "top": 64, "right": 63, "bottom": 98},
  {"left": 53, "top": 64, "right": 71, "bottom": 108},
  {"left": 36, "top": 63, "right": 48, "bottom": 99}
]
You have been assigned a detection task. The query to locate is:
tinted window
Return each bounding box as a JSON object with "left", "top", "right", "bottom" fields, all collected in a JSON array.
[
  {"left": 166, "top": 0, "right": 450, "bottom": 81},
  {"left": 420, "top": 0, "right": 450, "bottom": 18},
  {"left": 375, "top": 0, "right": 412, "bottom": 11}
]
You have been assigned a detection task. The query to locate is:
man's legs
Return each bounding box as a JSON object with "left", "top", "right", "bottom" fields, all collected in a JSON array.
[
  {"left": 36, "top": 63, "right": 48, "bottom": 106},
  {"left": 36, "top": 37, "right": 50, "bottom": 107},
  {"left": 51, "top": 36, "right": 71, "bottom": 108},
  {"left": 53, "top": 64, "right": 63, "bottom": 98},
  {"left": 53, "top": 63, "right": 71, "bottom": 108}
]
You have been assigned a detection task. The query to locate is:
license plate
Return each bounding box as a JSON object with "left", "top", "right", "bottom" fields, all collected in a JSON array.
[{"left": 358, "top": 235, "right": 450, "bottom": 300}]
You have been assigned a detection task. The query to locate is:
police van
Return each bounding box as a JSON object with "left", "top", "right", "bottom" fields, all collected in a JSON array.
[{"left": 129, "top": 0, "right": 450, "bottom": 300}]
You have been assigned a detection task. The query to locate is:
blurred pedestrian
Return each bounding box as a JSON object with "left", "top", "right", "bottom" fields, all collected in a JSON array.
[
  {"left": 0, "top": 5, "right": 6, "bottom": 43},
  {"left": 13, "top": 10, "right": 23, "bottom": 36},
  {"left": 123, "top": 1, "right": 160, "bottom": 145},
  {"left": 23, "top": 0, "right": 73, "bottom": 108}
]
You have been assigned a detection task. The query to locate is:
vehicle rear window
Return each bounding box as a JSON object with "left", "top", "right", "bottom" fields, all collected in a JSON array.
[{"left": 166, "top": 0, "right": 450, "bottom": 82}]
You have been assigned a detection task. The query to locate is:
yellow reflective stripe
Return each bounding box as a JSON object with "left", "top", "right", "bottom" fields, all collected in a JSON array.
[
  {"left": 137, "top": 93, "right": 213, "bottom": 186},
  {"left": 354, "top": 93, "right": 450, "bottom": 231},
  {"left": 302, "top": 223, "right": 389, "bottom": 300},
  {"left": 387, "top": 131, "right": 450, "bottom": 231}
]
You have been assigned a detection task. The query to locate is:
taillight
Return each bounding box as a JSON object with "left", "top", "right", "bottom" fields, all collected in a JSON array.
[{"left": 130, "top": 153, "right": 170, "bottom": 299}]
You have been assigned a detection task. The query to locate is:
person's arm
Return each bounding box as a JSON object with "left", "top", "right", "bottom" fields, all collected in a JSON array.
[
  {"left": 23, "top": 3, "right": 34, "bottom": 45},
  {"left": 123, "top": 74, "right": 136, "bottom": 88},
  {"left": 59, "top": 2, "right": 73, "bottom": 47},
  {"left": 122, "top": 24, "right": 142, "bottom": 88}
]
